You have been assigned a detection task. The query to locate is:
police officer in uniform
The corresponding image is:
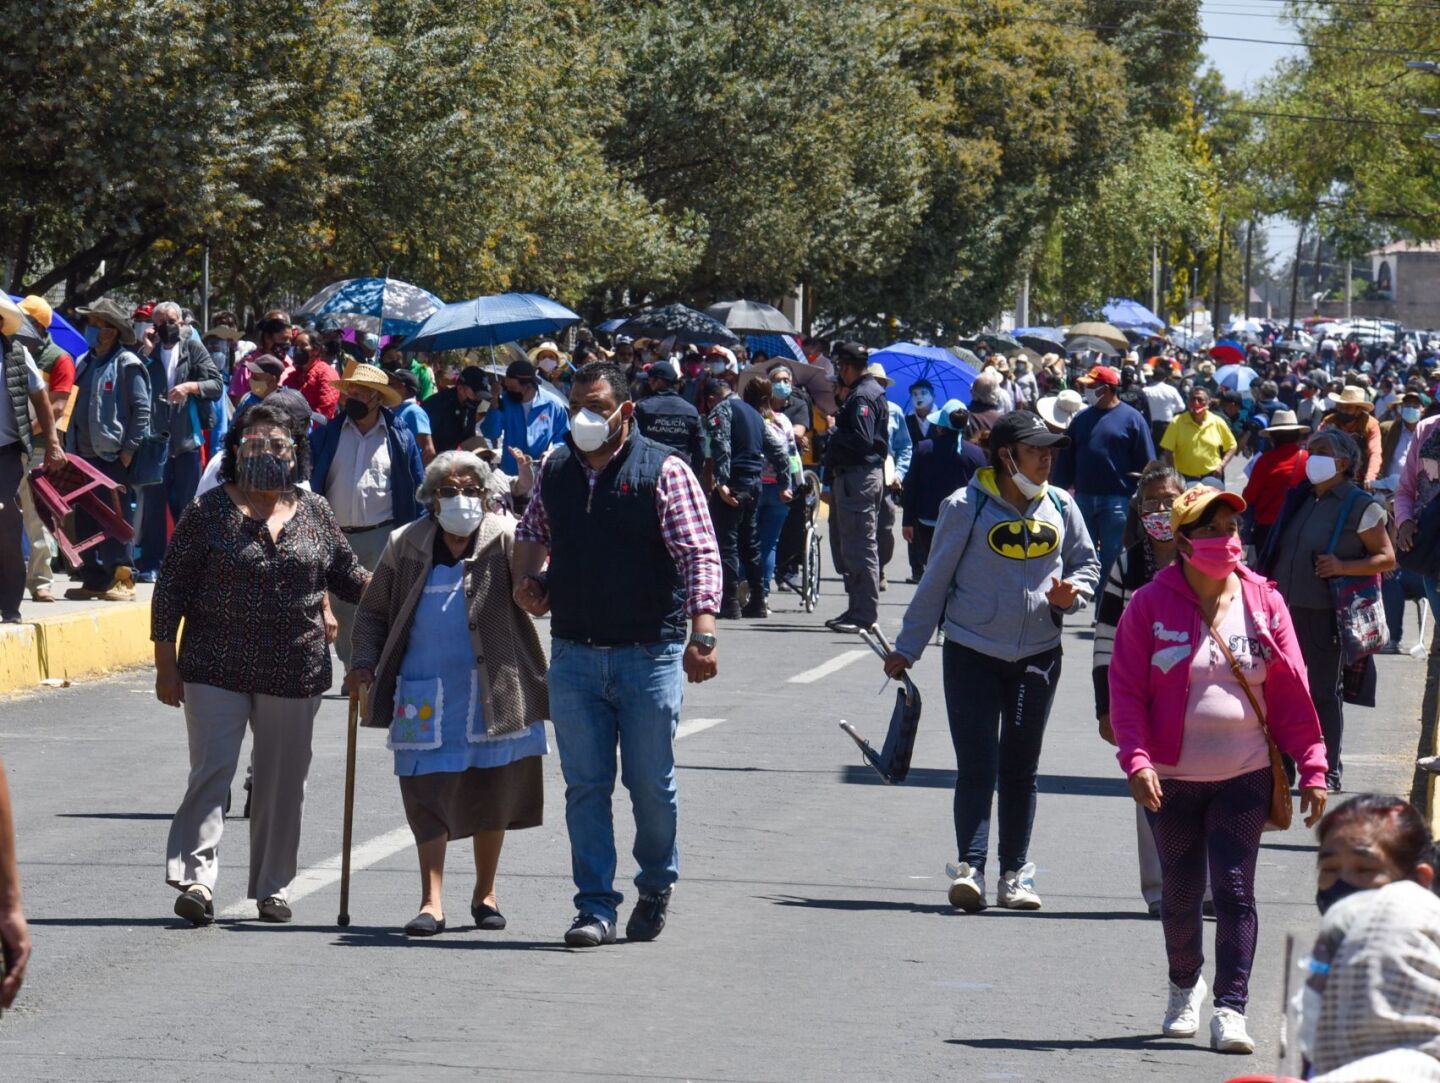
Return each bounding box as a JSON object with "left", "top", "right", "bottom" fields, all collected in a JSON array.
[
  {"left": 824, "top": 342, "right": 889, "bottom": 634},
  {"left": 633, "top": 359, "right": 703, "bottom": 467}
]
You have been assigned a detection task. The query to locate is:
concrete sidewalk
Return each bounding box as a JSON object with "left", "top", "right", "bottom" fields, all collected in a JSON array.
[{"left": 0, "top": 572, "right": 154, "bottom": 694}]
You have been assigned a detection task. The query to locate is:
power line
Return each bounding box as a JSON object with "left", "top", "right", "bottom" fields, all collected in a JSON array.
[
  {"left": 1221, "top": 106, "right": 1429, "bottom": 129},
  {"left": 886, "top": 2, "right": 1440, "bottom": 58}
]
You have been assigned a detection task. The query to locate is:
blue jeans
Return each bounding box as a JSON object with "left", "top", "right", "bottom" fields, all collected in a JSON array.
[
  {"left": 1074, "top": 492, "right": 1128, "bottom": 590},
  {"left": 138, "top": 449, "right": 202, "bottom": 574},
  {"left": 745, "top": 483, "right": 791, "bottom": 597},
  {"left": 1383, "top": 570, "right": 1427, "bottom": 644},
  {"left": 548, "top": 638, "right": 685, "bottom": 923}
]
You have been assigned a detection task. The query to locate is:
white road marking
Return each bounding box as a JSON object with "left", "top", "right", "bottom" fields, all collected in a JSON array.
[
  {"left": 676, "top": 717, "right": 726, "bottom": 739},
  {"left": 788, "top": 649, "right": 870, "bottom": 685},
  {"left": 224, "top": 716, "right": 729, "bottom": 916}
]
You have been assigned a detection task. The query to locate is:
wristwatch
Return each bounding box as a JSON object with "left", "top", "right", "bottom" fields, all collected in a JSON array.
[{"left": 688, "top": 632, "right": 717, "bottom": 652}]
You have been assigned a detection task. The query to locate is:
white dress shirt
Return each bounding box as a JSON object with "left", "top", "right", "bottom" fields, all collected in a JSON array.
[{"left": 325, "top": 417, "right": 394, "bottom": 528}]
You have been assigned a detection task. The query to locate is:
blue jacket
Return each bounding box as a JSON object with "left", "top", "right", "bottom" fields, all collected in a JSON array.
[
  {"left": 479, "top": 393, "right": 569, "bottom": 476},
  {"left": 310, "top": 407, "right": 425, "bottom": 526},
  {"left": 887, "top": 400, "right": 913, "bottom": 482}
]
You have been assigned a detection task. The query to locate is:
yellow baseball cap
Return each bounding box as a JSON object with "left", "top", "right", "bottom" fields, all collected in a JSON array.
[
  {"left": 18, "top": 295, "right": 52, "bottom": 329},
  {"left": 1171, "top": 485, "right": 1246, "bottom": 534}
]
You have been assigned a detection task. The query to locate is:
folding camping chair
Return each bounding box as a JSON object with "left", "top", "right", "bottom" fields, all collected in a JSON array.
[{"left": 27, "top": 454, "right": 134, "bottom": 570}]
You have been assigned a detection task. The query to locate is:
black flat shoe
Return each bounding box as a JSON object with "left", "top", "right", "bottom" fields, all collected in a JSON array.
[
  {"left": 174, "top": 887, "right": 214, "bottom": 927},
  {"left": 471, "top": 902, "right": 506, "bottom": 931},
  {"left": 257, "top": 896, "right": 292, "bottom": 923},
  {"left": 404, "top": 912, "right": 446, "bottom": 937}
]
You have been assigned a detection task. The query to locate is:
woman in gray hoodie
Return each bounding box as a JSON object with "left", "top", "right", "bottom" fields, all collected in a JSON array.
[{"left": 885, "top": 410, "right": 1100, "bottom": 913}]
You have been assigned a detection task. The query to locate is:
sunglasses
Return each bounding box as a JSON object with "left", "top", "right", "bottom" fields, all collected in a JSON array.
[{"left": 434, "top": 485, "right": 484, "bottom": 499}]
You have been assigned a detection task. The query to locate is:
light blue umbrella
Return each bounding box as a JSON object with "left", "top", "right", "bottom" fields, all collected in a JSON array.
[
  {"left": 401, "top": 292, "right": 581, "bottom": 352},
  {"left": 746, "top": 333, "right": 806, "bottom": 364},
  {"left": 869, "top": 342, "right": 976, "bottom": 411},
  {"left": 1103, "top": 298, "right": 1166, "bottom": 333},
  {"left": 296, "top": 276, "right": 443, "bottom": 338}
]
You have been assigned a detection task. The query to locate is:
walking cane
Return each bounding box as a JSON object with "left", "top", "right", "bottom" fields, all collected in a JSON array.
[{"left": 337, "top": 687, "right": 360, "bottom": 927}]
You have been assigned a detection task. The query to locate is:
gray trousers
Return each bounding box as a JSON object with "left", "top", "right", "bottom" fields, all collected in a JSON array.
[
  {"left": 330, "top": 524, "right": 391, "bottom": 668},
  {"left": 831, "top": 466, "right": 882, "bottom": 626},
  {"left": 20, "top": 475, "right": 53, "bottom": 593},
  {"left": 165, "top": 683, "right": 321, "bottom": 902}
]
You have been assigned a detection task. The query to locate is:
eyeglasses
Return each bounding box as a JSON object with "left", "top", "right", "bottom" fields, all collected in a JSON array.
[
  {"left": 435, "top": 485, "right": 484, "bottom": 499},
  {"left": 239, "top": 435, "right": 295, "bottom": 455},
  {"left": 1138, "top": 498, "right": 1176, "bottom": 514}
]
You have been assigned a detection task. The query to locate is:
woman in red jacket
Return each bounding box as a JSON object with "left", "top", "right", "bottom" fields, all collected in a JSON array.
[{"left": 1241, "top": 409, "right": 1308, "bottom": 554}]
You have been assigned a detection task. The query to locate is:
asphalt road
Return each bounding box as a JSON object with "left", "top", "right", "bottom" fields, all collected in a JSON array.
[{"left": 0, "top": 561, "right": 1425, "bottom": 1082}]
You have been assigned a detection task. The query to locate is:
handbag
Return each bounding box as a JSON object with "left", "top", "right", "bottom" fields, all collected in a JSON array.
[
  {"left": 1204, "top": 624, "right": 1294, "bottom": 831},
  {"left": 1326, "top": 489, "right": 1385, "bottom": 664}
]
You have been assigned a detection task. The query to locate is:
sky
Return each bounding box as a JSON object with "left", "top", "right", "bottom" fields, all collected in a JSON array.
[{"left": 1198, "top": 3, "right": 1303, "bottom": 263}]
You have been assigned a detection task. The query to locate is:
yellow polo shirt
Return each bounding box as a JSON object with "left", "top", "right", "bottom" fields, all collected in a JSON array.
[{"left": 1160, "top": 410, "right": 1236, "bottom": 478}]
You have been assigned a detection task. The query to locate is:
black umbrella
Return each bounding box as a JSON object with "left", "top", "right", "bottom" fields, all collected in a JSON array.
[
  {"left": 616, "top": 304, "right": 739, "bottom": 346},
  {"left": 1018, "top": 333, "right": 1065, "bottom": 356}
]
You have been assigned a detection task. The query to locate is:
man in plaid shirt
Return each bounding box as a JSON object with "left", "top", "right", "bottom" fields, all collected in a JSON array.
[{"left": 513, "top": 361, "right": 720, "bottom": 949}]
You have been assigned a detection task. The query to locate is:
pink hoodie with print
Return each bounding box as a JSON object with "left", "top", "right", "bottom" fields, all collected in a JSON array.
[{"left": 1108, "top": 562, "right": 1328, "bottom": 790}]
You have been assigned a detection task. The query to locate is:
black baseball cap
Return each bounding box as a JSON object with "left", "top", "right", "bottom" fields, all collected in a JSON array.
[
  {"left": 505, "top": 360, "right": 537, "bottom": 382},
  {"left": 245, "top": 354, "right": 285, "bottom": 379},
  {"left": 388, "top": 368, "right": 420, "bottom": 397},
  {"left": 458, "top": 366, "right": 489, "bottom": 392},
  {"left": 989, "top": 409, "right": 1070, "bottom": 449},
  {"left": 834, "top": 341, "right": 868, "bottom": 367}
]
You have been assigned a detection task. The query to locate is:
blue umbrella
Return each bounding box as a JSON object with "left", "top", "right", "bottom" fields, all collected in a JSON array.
[
  {"left": 746, "top": 333, "right": 806, "bottom": 364},
  {"left": 595, "top": 317, "right": 627, "bottom": 335},
  {"left": 401, "top": 292, "right": 580, "bottom": 352},
  {"left": 869, "top": 342, "right": 976, "bottom": 412},
  {"left": 1214, "top": 363, "right": 1260, "bottom": 393},
  {"left": 8, "top": 295, "right": 86, "bottom": 358},
  {"left": 296, "top": 276, "right": 443, "bottom": 338},
  {"left": 1102, "top": 298, "right": 1166, "bottom": 333}
]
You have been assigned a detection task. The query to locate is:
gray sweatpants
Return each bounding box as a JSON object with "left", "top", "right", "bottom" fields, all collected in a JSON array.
[
  {"left": 165, "top": 683, "right": 321, "bottom": 902},
  {"left": 831, "top": 466, "right": 882, "bottom": 626},
  {"left": 330, "top": 524, "right": 391, "bottom": 668}
]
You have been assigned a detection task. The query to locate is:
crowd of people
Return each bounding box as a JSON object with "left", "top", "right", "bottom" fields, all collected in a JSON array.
[{"left": 4, "top": 292, "right": 1440, "bottom": 1072}]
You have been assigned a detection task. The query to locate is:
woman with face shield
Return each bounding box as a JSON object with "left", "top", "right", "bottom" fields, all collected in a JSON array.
[
  {"left": 152, "top": 403, "right": 371, "bottom": 927},
  {"left": 345, "top": 451, "right": 549, "bottom": 936}
]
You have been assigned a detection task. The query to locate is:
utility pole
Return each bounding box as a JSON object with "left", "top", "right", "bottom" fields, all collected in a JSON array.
[
  {"left": 201, "top": 245, "right": 210, "bottom": 331},
  {"left": 1151, "top": 239, "right": 1160, "bottom": 317},
  {"left": 1243, "top": 218, "right": 1255, "bottom": 321},
  {"left": 1212, "top": 213, "right": 1227, "bottom": 330},
  {"left": 1345, "top": 258, "right": 1353, "bottom": 321},
  {"left": 1288, "top": 220, "right": 1306, "bottom": 334}
]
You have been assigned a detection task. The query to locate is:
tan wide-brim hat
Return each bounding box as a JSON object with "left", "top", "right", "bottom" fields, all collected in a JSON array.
[
  {"left": 1334, "top": 386, "right": 1374, "bottom": 412},
  {"left": 866, "top": 361, "right": 893, "bottom": 387},
  {"left": 1036, "top": 390, "right": 1084, "bottom": 430},
  {"left": 75, "top": 297, "right": 138, "bottom": 346},
  {"left": 0, "top": 294, "right": 23, "bottom": 337},
  {"left": 1264, "top": 408, "right": 1308, "bottom": 434},
  {"left": 332, "top": 362, "right": 403, "bottom": 407},
  {"left": 205, "top": 325, "right": 243, "bottom": 342}
]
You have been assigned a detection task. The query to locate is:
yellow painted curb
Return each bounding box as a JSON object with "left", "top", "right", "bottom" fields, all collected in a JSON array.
[{"left": 0, "top": 602, "right": 153, "bottom": 695}]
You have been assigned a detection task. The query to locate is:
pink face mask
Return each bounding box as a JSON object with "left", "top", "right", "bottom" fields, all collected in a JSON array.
[{"left": 1182, "top": 534, "right": 1243, "bottom": 580}]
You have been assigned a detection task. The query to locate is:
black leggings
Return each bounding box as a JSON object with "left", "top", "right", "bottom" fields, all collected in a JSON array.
[{"left": 942, "top": 641, "right": 1062, "bottom": 874}]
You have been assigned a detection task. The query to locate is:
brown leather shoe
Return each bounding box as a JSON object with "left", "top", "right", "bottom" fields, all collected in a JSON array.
[{"left": 31, "top": 588, "right": 55, "bottom": 603}]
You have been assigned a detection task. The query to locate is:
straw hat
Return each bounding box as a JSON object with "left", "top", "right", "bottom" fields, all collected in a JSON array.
[
  {"left": 1036, "top": 389, "right": 1084, "bottom": 430},
  {"left": 1264, "top": 409, "right": 1308, "bottom": 434},
  {"left": 528, "top": 340, "right": 562, "bottom": 364},
  {"left": 0, "top": 295, "right": 23, "bottom": 337},
  {"left": 1334, "top": 386, "right": 1374, "bottom": 412},
  {"left": 332, "top": 362, "right": 402, "bottom": 407},
  {"left": 866, "top": 361, "right": 893, "bottom": 387}
]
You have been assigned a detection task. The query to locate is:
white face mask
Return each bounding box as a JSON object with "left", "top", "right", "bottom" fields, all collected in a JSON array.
[
  {"left": 571, "top": 406, "right": 619, "bottom": 453},
  {"left": 1083, "top": 389, "right": 1100, "bottom": 406},
  {"left": 436, "top": 494, "right": 486, "bottom": 536},
  {"left": 1305, "top": 455, "right": 1338, "bottom": 485},
  {"left": 1003, "top": 450, "right": 1046, "bottom": 501}
]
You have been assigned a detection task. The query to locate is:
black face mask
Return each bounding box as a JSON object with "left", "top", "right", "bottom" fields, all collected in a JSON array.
[
  {"left": 158, "top": 323, "right": 181, "bottom": 346},
  {"left": 344, "top": 398, "right": 372, "bottom": 423},
  {"left": 323, "top": 339, "right": 341, "bottom": 358},
  {"left": 1316, "top": 878, "right": 1369, "bottom": 914},
  {"left": 237, "top": 452, "right": 293, "bottom": 492},
  {"left": 504, "top": 388, "right": 526, "bottom": 405}
]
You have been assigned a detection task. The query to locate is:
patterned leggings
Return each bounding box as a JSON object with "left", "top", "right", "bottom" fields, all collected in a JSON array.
[{"left": 1146, "top": 767, "right": 1272, "bottom": 1013}]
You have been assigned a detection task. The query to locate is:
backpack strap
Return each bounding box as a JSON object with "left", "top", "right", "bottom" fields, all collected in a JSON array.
[{"left": 1326, "top": 487, "right": 1367, "bottom": 555}]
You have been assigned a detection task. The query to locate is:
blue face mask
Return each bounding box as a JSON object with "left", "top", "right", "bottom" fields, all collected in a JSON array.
[
  {"left": 84, "top": 324, "right": 102, "bottom": 350},
  {"left": 772, "top": 382, "right": 792, "bottom": 400},
  {"left": 1403, "top": 406, "right": 1423, "bottom": 425}
]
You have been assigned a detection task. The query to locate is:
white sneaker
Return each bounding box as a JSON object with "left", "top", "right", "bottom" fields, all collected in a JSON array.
[
  {"left": 997, "top": 863, "right": 1042, "bottom": 910},
  {"left": 1162, "top": 974, "right": 1208, "bottom": 1037},
  {"left": 945, "top": 862, "right": 986, "bottom": 912},
  {"left": 1209, "top": 1007, "right": 1254, "bottom": 1054}
]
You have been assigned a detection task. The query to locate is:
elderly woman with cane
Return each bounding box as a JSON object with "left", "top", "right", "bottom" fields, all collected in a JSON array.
[
  {"left": 346, "top": 450, "right": 549, "bottom": 936},
  {"left": 154, "top": 401, "right": 370, "bottom": 926}
]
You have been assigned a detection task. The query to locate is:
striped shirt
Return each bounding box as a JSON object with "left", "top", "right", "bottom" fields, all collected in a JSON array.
[{"left": 516, "top": 450, "right": 722, "bottom": 617}]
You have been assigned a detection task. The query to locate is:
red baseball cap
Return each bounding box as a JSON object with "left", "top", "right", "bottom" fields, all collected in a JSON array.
[
  {"left": 132, "top": 301, "right": 155, "bottom": 321},
  {"left": 1077, "top": 365, "right": 1120, "bottom": 388}
]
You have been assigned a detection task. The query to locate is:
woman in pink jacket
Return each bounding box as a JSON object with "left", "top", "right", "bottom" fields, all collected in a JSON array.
[{"left": 1109, "top": 485, "right": 1328, "bottom": 1056}]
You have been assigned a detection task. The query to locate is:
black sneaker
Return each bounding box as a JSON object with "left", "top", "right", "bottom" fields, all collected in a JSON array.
[
  {"left": 174, "top": 887, "right": 214, "bottom": 927},
  {"left": 564, "top": 912, "right": 616, "bottom": 947},
  {"left": 626, "top": 889, "right": 672, "bottom": 942},
  {"left": 741, "top": 600, "right": 769, "bottom": 618},
  {"left": 825, "top": 617, "right": 863, "bottom": 634},
  {"left": 241, "top": 780, "right": 252, "bottom": 820},
  {"left": 258, "top": 896, "right": 292, "bottom": 923},
  {"left": 718, "top": 605, "right": 743, "bottom": 620}
]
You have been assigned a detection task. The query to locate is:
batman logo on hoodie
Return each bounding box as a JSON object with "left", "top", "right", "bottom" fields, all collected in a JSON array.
[{"left": 987, "top": 518, "right": 1061, "bottom": 560}]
